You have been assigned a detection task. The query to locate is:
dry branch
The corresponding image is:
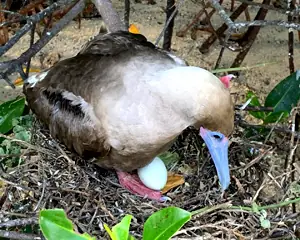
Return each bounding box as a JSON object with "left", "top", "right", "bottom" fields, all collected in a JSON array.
[
  {"left": 0, "top": 0, "right": 85, "bottom": 88},
  {"left": 0, "top": 230, "right": 40, "bottom": 240},
  {"left": 92, "top": 0, "right": 126, "bottom": 32},
  {"left": 210, "top": 0, "right": 300, "bottom": 31}
]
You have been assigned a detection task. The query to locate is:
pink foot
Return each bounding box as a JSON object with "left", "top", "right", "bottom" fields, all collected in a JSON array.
[{"left": 117, "top": 171, "right": 170, "bottom": 202}]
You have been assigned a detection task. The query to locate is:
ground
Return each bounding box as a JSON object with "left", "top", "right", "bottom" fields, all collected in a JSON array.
[{"left": 0, "top": 0, "right": 299, "bottom": 239}]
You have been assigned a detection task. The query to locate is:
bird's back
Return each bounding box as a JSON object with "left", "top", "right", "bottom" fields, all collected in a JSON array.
[{"left": 23, "top": 31, "right": 187, "bottom": 171}]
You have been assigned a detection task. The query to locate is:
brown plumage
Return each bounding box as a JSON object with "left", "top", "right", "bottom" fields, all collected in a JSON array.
[{"left": 24, "top": 31, "right": 234, "bottom": 184}]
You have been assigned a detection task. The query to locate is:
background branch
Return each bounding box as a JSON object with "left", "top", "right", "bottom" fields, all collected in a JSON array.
[
  {"left": 92, "top": 0, "right": 126, "bottom": 32},
  {"left": 0, "top": 0, "right": 86, "bottom": 88}
]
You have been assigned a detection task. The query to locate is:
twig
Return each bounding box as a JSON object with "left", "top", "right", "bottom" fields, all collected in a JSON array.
[
  {"left": 286, "top": 108, "right": 299, "bottom": 213},
  {"left": 162, "top": 0, "right": 176, "bottom": 51},
  {"left": 92, "top": 0, "right": 126, "bottom": 32},
  {"left": 264, "top": 112, "right": 284, "bottom": 143},
  {"left": 230, "top": 197, "right": 300, "bottom": 211},
  {"left": 124, "top": 0, "right": 130, "bottom": 29},
  {"left": 235, "top": 0, "right": 300, "bottom": 16},
  {"left": 211, "top": 61, "right": 278, "bottom": 73},
  {"left": 287, "top": 0, "right": 295, "bottom": 74},
  {"left": 209, "top": 0, "right": 236, "bottom": 31},
  {"left": 199, "top": 2, "right": 248, "bottom": 53},
  {"left": 176, "top": 6, "right": 207, "bottom": 37},
  {"left": 0, "top": 0, "right": 72, "bottom": 57},
  {"left": 0, "top": 0, "right": 86, "bottom": 88},
  {"left": 231, "top": 0, "right": 270, "bottom": 69},
  {"left": 235, "top": 105, "right": 273, "bottom": 112},
  {"left": 237, "top": 119, "right": 300, "bottom": 139},
  {"left": 25, "top": 23, "right": 36, "bottom": 77},
  {"left": 0, "top": 230, "right": 40, "bottom": 240},
  {"left": 190, "top": 202, "right": 232, "bottom": 217},
  {"left": 155, "top": 0, "right": 185, "bottom": 46},
  {"left": 0, "top": 217, "right": 38, "bottom": 228}
]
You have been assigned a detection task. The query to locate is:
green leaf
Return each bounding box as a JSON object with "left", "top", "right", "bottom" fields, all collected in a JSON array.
[
  {"left": 104, "top": 224, "right": 116, "bottom": 240},
  {"left": 104, "top": 215, "right": 134, "bottom": 240},
  {"left": 143, "top": 207, "right": 191, "bottom": 240},
  {"left": 259, "top": 216, "right": 271, "bottom": 229},
  {"left": 264, "top": 70, "right": 300, "bottom": 123},
  {"left": 263, "top": 111, "right": 288, "bottom": 124},
  {"left": 39, "top": 209, "right": 96, "bottom": 240},
  {"left": 0, "top": 97, "right": 25, "bottom": 134},
  {"left": 252, "top": 202, "right": 259, "bottom": 214},
  {"left": 158, "top": 152, "right": 180, "bottom": 169},
  {"left": 111, "top": 215, "right": 132, "bottom": 240},
  {"left": 246, "top": 91, "right": 266, "bottom": 120}
]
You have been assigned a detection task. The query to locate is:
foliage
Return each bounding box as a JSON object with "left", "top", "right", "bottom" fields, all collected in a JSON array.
[
  {"left": 39, "top": 209, "right": 96, "bottom": 240},
  {"left": 246, "top": 70, "right": 300, "bottom": 124},
  {"left": 0, "top": 96, "right": 33, "bottom": 169},
  {"left": 0, "top": 97, "right": 26, "bottom": 134},
  {"left": 245, "top": 71, "right": 300, "bottom": 139},
  {"left": 39, "top": 207, "right": 191, "bottom": 240}
]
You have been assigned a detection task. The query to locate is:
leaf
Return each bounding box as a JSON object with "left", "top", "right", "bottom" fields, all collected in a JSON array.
[
  {"left": 252, "top": 202, "right": 259, "bottom": 214},
  {"left": 104, "top": 215, "right": 134, "bottom": 240},
  {"left": 246, "top": 91, "right": 266, "bottom": 120},
  {"left": 259, "top": 216, "right": 271, "bottom": 229},
  {"left": 161, "top": 173, "right": 185, "bottom": 194},
  {"left": 158, "top": 152, "right": 181, "bottom": 169},
  {"left": 0, "top": 97, "right": 25, "bottom": 134},
  {"left": 104, "top": 224, "right": 116, "bottom": 240},
  {"left": 265, "top": 70, "right": 300, "bottom": 113},
  {"left": 143, "top": 207, "right": 191, "bottom": 240},
  {"left": 39, "top": 209, "right": 95, "bottom": 240},
  {"left": 111, "top": 215, "right": 132, "bottom": 240},
  {"left": 264, "top": 70, "right": 300, "bottom": 123},
  {"left": 263, "top": 111, "right": 288, "bottom": 124}
]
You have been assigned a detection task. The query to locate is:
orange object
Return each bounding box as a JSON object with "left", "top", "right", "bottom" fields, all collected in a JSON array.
[
  {"left": 128, "top": 24, "right": 140, "bottom": 34},
  {"left": 13, "top": 68, "right": 41, "bottom": 86},
  {"left": 161, "top": 173, "right": 185, "bottom": 194}
]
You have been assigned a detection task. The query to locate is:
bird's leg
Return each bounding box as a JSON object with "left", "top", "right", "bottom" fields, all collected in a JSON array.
[{"left": 117, "top": 171, "right": 168, "bottom": 201}]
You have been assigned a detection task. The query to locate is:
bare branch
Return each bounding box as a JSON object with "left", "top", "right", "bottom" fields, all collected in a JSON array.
[
  {"left": 162, "top": 0, "right": 177, "bottom": 51},
  {"left": 92, "top": 0, "right": 126, "bottom": 32},
  {"left": 0, "top": 0, "right": 76, "bottom": 57},
  {"left": 0, "top": 217, "right": 38, "bottom": 228},
  {"left": 235, "top": 0, "right": 300, "bottom": 16},
  {"left": 0, "top": 230, "right": 40, "bottom": 240},
  {"left": 155, "top": 0, "right": 185, "bottom": 46},
  {"left": 0, "top": 0, "right": 86, "bottom": 88},
  {"left": 210, "top": 0, "right": 300, "bottom": 31}
]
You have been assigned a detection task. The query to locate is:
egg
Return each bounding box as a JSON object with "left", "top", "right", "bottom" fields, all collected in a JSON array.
[{"left": 137, "top": 157, "right": 168, "bottom": 191}]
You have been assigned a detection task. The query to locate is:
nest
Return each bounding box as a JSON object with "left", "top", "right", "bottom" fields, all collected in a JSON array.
[{"left": 0, "top": 116, "right": 299, "bottom": 239}]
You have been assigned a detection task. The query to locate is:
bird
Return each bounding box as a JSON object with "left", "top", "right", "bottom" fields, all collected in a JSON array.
[{"left": 23, "top": 30, "right": 234, "bottom": 201}]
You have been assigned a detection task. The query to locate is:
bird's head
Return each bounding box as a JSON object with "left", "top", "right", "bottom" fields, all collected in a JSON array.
[{"left": 155, "top": 66, "right": 234, "bottom": 190}]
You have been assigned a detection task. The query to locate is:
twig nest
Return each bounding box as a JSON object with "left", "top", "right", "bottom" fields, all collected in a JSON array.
[{"left": 138, "top": 157, "right": 168, "bottom": 191}]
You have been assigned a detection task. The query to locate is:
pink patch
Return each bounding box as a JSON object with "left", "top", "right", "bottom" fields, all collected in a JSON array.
[{"left": 219, "top": 74, "right": 235, "bottom": 88}]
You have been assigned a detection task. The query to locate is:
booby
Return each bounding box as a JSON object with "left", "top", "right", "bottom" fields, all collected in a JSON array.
[{"left": 23, "top": 31, "right": 234, "bottom": 201}]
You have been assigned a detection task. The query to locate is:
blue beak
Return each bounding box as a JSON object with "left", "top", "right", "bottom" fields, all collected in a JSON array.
[{"left": 199, "top": 127, "right": 230, "bottom": 190}]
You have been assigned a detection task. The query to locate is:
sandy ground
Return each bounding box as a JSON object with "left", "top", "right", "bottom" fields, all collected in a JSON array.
[{"left": 1, "top": 0, "right": 300, "bottom": 106}]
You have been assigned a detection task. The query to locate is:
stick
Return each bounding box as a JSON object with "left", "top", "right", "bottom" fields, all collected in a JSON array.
[
  {"left": 155, "top": 0, "right": 184, "bottom": 46},
  {"left": 162, "top": 0, "right": 176, "bottom": 51},
  {"left": 92, "top": 0, "right": 126, "bottom": 32},
  {"left": 0, "top": 0, "right": 86, "bottom": 88},
  {"left": 0, "top": 230, "right": 40, "bottom": 240}
]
